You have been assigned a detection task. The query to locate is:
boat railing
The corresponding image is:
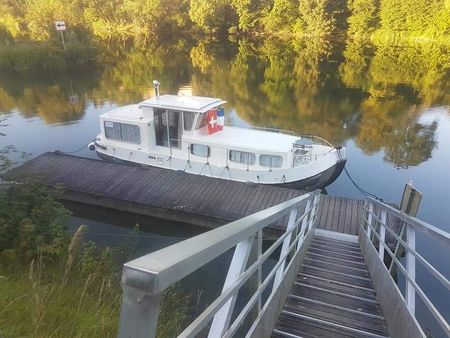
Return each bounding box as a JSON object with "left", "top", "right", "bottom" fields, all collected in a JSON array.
[
  {"left": 294, "top": 134, "right": 334, "bottom": 148},
  {"left": 361, "top": 197, "right": 450, "bottom": 337},
  {"left": 117, "top": 190, "right": 321, "bottom": 338},
  {"left": 225, "top": 123, "right": 296, "bottom": 136}
]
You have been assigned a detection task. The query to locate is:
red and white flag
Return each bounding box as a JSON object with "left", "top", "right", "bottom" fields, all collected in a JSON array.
[{"left": 207, "top": 109, "right": 219, "bottom": 134}]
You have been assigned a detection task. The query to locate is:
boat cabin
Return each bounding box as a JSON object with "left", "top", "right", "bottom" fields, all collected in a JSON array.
[{"left": 140, "top": 94, "right": 226, "bottom": 148}]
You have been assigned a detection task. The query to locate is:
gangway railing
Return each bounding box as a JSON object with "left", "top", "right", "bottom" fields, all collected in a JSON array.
[
  {"left": 361, "top": 197, "right": 450, "bottom": 337},
  {"left": 118, "top": 190, "right": 321, "bottom": 338}
]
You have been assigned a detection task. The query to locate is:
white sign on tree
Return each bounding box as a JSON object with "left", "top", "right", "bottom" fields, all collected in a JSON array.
[{"left": 55, "top": 21, "right": 66, "bottom": 31}]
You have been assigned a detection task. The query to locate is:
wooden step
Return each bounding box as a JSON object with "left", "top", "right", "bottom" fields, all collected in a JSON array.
[{"left": 273, "top": 235, "right": 389, "bottom": 338}]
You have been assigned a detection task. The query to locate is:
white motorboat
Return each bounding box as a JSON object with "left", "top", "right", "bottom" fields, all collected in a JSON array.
[{"left": 89, "top": 81, "right": 346, "bottom": 190}]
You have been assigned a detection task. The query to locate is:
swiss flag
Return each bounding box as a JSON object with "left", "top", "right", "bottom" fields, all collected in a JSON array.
[{"left": 208, "top": 109, "right": 219, "bottom": 134}]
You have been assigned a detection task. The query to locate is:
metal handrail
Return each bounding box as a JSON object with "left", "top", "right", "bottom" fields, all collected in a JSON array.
[
  {"left": 366, "top": 196, "right": 450, "bottom": 244},
  {"left": 361, "top": 199, "right": 450, "bottom": 337},
  {"left": 118, "top": 190, "right": 321, "bottom": 338},
  {"left": 224, "top": 123, "right": 296, "bottom": 136},
  {"left": 294, "top": 134, "right": 334, "bottom": 148}
]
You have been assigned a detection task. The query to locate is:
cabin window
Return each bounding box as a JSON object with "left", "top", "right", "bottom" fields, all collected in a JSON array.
[
  {"left": 195, "top": 113, "right": 209, "bottom": 130},
  {"left": 154, "top": 109, "right": 181, "bottom": 148},
  {"left": 104, "top": 121, "right": 141, "bottom": 144},
  {"left": 190, "top": 144, "right": 210, "bottom": 157},
  {"left": 183, "top": 112, "right": 195, "bottom": 131},
  {"left": 260, "top": 155, "right": 283, "bottom": 168},
  {"left": 229, "top": 150, "right": 256, "bottom": 165}
]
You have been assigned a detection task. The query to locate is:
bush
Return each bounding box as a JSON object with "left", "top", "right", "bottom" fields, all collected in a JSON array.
[{"left": 0, "top": 42, "right": 97, "bottom": 73}]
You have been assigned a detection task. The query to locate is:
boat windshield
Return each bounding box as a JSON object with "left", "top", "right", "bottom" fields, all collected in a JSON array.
[
  {"left": 183, "top": 111, "right": 196, "bottom": 131},
  {"left": 195, "top": 113, "right": 208, "bottom": 130}
]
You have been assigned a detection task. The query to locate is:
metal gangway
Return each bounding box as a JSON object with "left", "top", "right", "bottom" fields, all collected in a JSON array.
[{"left": 118, "top": 191, "right": 450, "bottom": 338}]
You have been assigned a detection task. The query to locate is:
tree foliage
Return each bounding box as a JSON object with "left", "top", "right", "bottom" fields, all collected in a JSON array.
[
  {"left": 232, "top": 0, "right": 271, "bottom": 32},
  {"left": 347, "top": 0, "right": 378, "bottom": 38},
  {"left": 189, "top": 0, "right": 237, "bottom": 33},
  {"left": 0, "top": 0, "right": 449, "bottom": 40}
]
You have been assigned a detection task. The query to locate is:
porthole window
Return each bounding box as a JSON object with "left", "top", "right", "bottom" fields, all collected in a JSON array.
[
  {"left": 229, "top": 150, "right": 256, "bottom": 165},
  {"left": 190, "top": 144, "right": 210, "bottom": 157}
]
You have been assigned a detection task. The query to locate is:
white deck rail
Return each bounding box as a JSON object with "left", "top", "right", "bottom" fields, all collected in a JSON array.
[
  {"left": 361, "top": 197, "right": 450, "bottom": 337},
  {"left": 118, "top": 190, "right": 321, "bottom": 338}
]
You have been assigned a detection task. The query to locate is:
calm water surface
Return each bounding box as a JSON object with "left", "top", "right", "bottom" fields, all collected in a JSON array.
[{"left": 1, "top": 38, "right": 449, "bottom": 335}]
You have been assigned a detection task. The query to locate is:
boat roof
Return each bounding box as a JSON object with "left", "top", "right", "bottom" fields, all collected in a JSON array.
[
  {"left": 140, "top": 94, "right": 226, "bottom": 113},
  {"left": 101, "top": 104, "right": 144, "bottom": 122},
  {"left": 186, "top": 126, "right": 299, "bottom": 153}
]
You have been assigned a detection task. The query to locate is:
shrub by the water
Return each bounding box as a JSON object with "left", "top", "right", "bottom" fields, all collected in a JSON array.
[
  {"left": 0, "top": 184, "right": 190, "bottom": 337},
  {"left": 0, "top": 43, "right": 97, "bottom": 73}
]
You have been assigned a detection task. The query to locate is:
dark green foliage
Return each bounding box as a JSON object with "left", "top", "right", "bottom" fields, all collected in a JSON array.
[
  {"left": 297, "top": 0, "right": 336, "bottom": 37},
  {"left": 232, "top": 0, "right": 271, "bottom": 32},
  {"left": 347, "top": 0, "right": 379, "bottom": 38},
  {"left": 264, "top": 0, "right": 299, "bottom": 33},
  {"left": 0, "top": 183, "right": 191, "bottom": 337},
  {"left": 0, "top": 43, "right": 97, "bottom": 72},
  {"left": 189, "top": 0, "right": 238, "bottom": 33},
  {"left": 0, "top": 184, "right": 70, "bottom": 262}
]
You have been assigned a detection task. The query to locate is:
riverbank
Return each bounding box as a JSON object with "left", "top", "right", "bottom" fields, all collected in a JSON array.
[
  {"left": 0, "top": 184, "right": 190, "bottom": 337},
  {"left": 0, "top": 42, "right": 97, "bottom": 73}
]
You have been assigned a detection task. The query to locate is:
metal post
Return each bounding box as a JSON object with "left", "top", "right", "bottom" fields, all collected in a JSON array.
[
  {"left": 257, "top": 230, "right": 262, "bottom": 312},
  {"left": 118, "top": 287, "right": 161, "bottom": 338},
  {"left": 273, "top": 207, "right": 298, "bottom": 291},
  {"left": 298, "top": 198, "right": 312, "bottom": 249},
  {"left": 367, "top": 202, "right": 373, "bottom": 240},
  {"left": 389, "top": 223, "right": 406, "bottom": 273},
  {"left": 406, "top": 224, "right": 416, "bottom": 315},
  {"left": 208, "top": 235, "right": 255, "bottom": 338},
  {"left": 60, "top": 30, "right": 66, "bottom": 50},
  {"left": 310, "top": 193, "right": 320, "bottom": 227},
  {"left": 379, "top": 210, "right": 387, "bottom": 261}
]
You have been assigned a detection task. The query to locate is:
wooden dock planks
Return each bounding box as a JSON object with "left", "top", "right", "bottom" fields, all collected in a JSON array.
[
  {"left": 6, "top": 152, "right": 364, "bottom": 234},
  {"left": 273, "top": 235, "right": 389, "bottom": 338}
]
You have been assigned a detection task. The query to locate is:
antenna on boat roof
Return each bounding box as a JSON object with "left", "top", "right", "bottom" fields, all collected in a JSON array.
[{"left": 153, "top": 80, "right": 160, "bottom": 99}]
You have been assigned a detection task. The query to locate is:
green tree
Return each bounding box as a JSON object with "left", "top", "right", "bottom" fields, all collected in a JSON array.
[
  {"left": 377, "top": 0, "right": 446, "bottom": 37},
  {"left": 232, "top": 0, "right": 271, "bottom": 32},
  {"left": 24, "top": 0, "right": 83, "bottom": 41},
  {"left": 189, "top": 0, "right": 238, "bottom": 33},
  {"left": 347, "top": 0, "right": 378, "bottom": 38},
  {"left": 297, "top": 0, "right": 335, "bottom": 37},
  {"left": 264, "top": 0, "right": 298, "bottom": 33},
  {"left": 122, "top": 0, "right": 190, "bottom": 37},
  {"left": 0, "top": 184, "right": 70, "bottom": 262}
]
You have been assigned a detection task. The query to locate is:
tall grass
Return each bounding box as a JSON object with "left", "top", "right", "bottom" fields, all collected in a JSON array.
[
  {"left": 0, "top": 226, "right": 191, "bottom": 337},
  {"left": 0, "top": 42, "right": 97, "bottom": 73}
]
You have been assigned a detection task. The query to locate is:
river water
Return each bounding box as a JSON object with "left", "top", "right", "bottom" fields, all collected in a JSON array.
[{"left": 1, "top": 38, "right": 449, "bottom": 336}]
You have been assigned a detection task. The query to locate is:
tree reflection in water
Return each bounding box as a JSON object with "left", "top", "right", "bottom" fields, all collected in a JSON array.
[{"left": 0, "top": 37, "right": 448, "bottom": 168}]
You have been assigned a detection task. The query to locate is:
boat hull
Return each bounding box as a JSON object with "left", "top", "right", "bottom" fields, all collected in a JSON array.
[
  {"left": 275, "top": 159, "right": 346, "bottom": 191},
  {"left": 96, "top": 151, "right": 346, "bottom": 191}
]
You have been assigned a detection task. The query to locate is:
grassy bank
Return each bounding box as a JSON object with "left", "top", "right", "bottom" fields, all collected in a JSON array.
[
  {"left": 0, "top": 184, "right": 190, "bottom": 337},
  {"left": 0, "top": 42, "right": 97, "bottom": 73}
]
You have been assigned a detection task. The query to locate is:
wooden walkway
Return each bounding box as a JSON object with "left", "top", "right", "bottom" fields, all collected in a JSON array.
[
  {"left": 6, "top": 152, "right": 363, "bottom": 233},
  {"left": 273, "top": 235, "right": 389, "bottom": 338}
]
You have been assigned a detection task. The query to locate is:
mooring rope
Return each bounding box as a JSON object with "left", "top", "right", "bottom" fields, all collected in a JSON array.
[
  {"left": 343, "top": 166, "right": 383, "bottom": 201},
  {"left": 55, "top": 137, "right": 95, "bottom": 155}
]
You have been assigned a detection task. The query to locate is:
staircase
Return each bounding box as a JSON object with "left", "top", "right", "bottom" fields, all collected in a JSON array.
[{"left": 273, "top": 235, "right": 390, "bottom": 338}]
